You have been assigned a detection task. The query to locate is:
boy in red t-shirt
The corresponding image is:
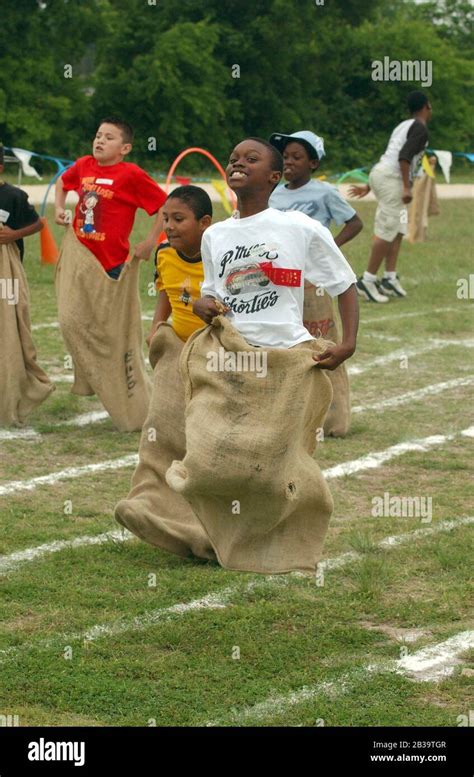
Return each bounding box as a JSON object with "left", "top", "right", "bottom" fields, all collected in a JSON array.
[{"left": 55, "top": 116, "right": 166, "bottom": 277}]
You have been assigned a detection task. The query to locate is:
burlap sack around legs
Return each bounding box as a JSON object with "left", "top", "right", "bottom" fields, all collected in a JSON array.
[
  {"left": 115, "top": 322, "right": 217, "bottom": 561},
  {"left": 303, "top": 283, "right": 351, "bottom": 437},
  {"left": 0, "top": 242, "right": 54, "bottom": 426},
  {"left": 55, "top": 229, "right": 151, "bottom": 432},
  {"left": 165, "top": 315, "right": 334, "bottom": 574}
]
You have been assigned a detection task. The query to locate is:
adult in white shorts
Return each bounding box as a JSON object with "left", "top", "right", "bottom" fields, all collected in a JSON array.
[{"left": 350, "top": 91, "right": 432, "bottom": 302}]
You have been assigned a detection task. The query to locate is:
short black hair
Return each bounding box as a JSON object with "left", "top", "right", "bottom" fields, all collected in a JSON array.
[
  {"left": 245, "top": 137, "right": 284, "bottom": 174},
  {"left": 166, "top": 185, "right": 213, "bottom": 219},
  {"left": 407, "top": 91, "right": 429, "bottom": 114},
  {"left": 98, "top": 116, "right": 134, "bottom": 144}
]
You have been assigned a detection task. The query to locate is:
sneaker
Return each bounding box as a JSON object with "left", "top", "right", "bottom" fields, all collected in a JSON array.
[
  {"left": 356, "top": 276, "right": 389, "bottom": 303},
  {"left": 380, "top": 275, "right": 407, "bottom": 298}
]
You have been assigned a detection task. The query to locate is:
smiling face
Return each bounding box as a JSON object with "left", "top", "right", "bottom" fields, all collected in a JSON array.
[
  {"left": 162, "top": 198, "right": 211, "bottom": 257},
  {"left": 282, "top": 141, "right": 319, "bottom": 186},
  {"left": 226, "top": 140, "right": 282, "bottom": 196},
  {"left": 93, "top": 123, "right": 131, "bottom": 165}
]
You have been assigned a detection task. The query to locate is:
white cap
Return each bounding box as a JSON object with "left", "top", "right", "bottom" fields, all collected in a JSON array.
[{"left": 269, "top": 130, "right": 325, "bottom": 160}]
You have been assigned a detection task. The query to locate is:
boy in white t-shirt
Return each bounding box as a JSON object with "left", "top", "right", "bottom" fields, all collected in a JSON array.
[{"left": 193, "top": 137, "right": 358, "bottom": 370}]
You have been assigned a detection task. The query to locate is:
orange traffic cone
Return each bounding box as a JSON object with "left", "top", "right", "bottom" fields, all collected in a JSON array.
[{"left": 40, "top": 217, "right": 59, "bottom": 265}]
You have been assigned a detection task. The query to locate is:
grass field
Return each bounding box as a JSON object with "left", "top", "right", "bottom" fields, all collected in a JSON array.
[{"left": 0, "top": 198, "right": 473, "bottom": 727}]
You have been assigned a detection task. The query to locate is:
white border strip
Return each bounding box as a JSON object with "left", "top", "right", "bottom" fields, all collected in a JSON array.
[
  {"left": 0, "top": 454, "right": 138, "bottom": 497},
  {"left": 348, "top": 339, "right": 474, "bottom": 376},
  {"left": 0, "top": 529, "right": 135, "bottom": 575},
  {"left": 362, "top": 306, "right": 467, "bottom": 325},
  {"left": 322, "top": 425, "right": 474, "bottom": 479},
  {"left": 0, "top": 429, "right": 41, "bottom": 442},
  {"left": 352, "top": 376, "right": 474, "bottom": 414}
]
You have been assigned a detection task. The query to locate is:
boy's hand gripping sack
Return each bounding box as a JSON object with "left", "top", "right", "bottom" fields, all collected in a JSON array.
[
  {"left": 0, "top": 242, "right": 54, "bottom": 425},
  {"left": 55, "top": 229, "right": 151, "bottom": 432},
  {"left": 303, "top": 283, "right": 351, "bottom": 437},
  {"left": 165, "top": 315, "right": 334, "bottom": 574},
  {"left": 115, "top": 323, "right": 216, "bottom": 561}
]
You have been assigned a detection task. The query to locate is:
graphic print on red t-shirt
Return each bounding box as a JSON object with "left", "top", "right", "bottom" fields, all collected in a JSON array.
[{"left": 61, "top": 157, "right": 166, "bottom": 271}]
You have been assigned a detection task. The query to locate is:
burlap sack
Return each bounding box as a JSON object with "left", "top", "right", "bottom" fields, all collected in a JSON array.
[
  {"left": 115, "top": 323, "right": 216, "bottom": 560},
  {"left": 55, "top": 229, "right": 151, "bottom": 432},
  {"left": 303, "top": 283, "right": 351, "bottom": 437},
  {"left": 408, "top": 174, "right": 440, "bottom": 243},
  {"left": 0, "top": 242, "right": 54, "bottom": 426},
  {"left": 165, "top": 315, "right": 334, "bottom": 574}
]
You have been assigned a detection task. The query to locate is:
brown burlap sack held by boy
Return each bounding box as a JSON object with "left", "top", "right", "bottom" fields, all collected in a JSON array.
[
  {"left": 303, "top": 282, "right": 350, "bottom": 437},
  {"left": 55, "top": 228, "right": 150, "bottom": 432},
  {"left": 165, "top": 314, "right": 334, "bottom": 575},
  {"left": 115, "top": 322, "right": 216, "bottom": 560},
  {"left": 0, "top": 242, "right": 54, "bottom": 425}
]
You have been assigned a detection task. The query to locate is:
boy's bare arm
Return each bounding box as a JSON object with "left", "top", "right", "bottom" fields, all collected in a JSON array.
[
  {"left": 146, "top": 289, "right": 172, "bottom": 345},
  {"left": 55, "top": 176, "right": 69, "bottom": 226},
  {"left": 334, "top": 214, "right": 363, "bottom": 247},
  {"left": 0, "top": 218, "right": 43, "bottom": 244},
  {"left": 133, "top": 210, "right": 164, "bottom": 261},
  {"left": 313, "top": 284, "right": 359, "bottom": 370},
  {"left": 399, "top": 160, "right": 412, "bottom": 203}
]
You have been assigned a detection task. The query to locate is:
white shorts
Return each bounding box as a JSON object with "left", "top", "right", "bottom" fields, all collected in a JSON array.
[{"left": 369, "top": 163, "right": 408, "bottom": 242}]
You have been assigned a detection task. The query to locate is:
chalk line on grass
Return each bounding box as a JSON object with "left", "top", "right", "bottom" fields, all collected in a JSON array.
[
  {"left": 50, "top": 375, "right": 75, "bottom": 383},
  {"left": 31, "top": 322, "right": 60, "bottom": 331},
  {"left": 361, "top": 306, "right": 465, "bottom": 325},
  {"left": 63, "top": 410, "right": 109, "bottom": 427},
  {"left": 0, "top": 429, "right": 41, "bottom": 443},
  {"left": 0, "top": 529, "right": 135, "bottom": 575},
  {"left": 205, "top": 630, "right": 474, "bottom": 725},
  {"left": 0, "top": 454, "right": 138, "bottom": 497},
  {"left": 352, "top": 376, "right": 474, "bottom": 414},
  {"left": 322, "top": 425, "right": 474, "bottom": 479},
  {"left": 0, "top": 516, "right": 471, "bottom": 663},
  {"left": 348, "top": 339, "right": 474, "bottom": 376},
  {"left": 2, "top": 425, "right": 472, "bottom": 499}
]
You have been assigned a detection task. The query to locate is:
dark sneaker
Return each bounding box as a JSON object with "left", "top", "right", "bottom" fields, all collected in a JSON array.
[{"left": 380, "top": 276, "right": 407, "bottom": 298}]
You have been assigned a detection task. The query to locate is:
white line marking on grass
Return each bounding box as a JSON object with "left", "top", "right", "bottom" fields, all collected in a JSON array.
[
  {"left": 352, "top": 376, "right": 474, "bottom": 414},
  {"left": 63, "top": 410, "right": 109, "bottom": 426},
  {"left": 394, "top": 631, "right": 474, "bottom": 682},
  {"left": 50, "top": 375, "right": 74, "bottom": 383},
  {"left": 322, "top": 426, "right": 474, "bottom": 479},
  {"left": 31, "top": 322, "right": 60, "bottom": 331},
  {"left": 362, "top": 333, "right": 403, "bottom": 342},
  {"left": 0, "top": 454, "right": 138, "bottom": 497},
  {"left": 2, "top": 425, "right": 472, "bottom": 499},
  {"left": 0, "top": 429, "right": 41, "bottom": 442},
  {"left": 348, "top": 339, "right": 474, "bottom": 376},
  {"left": 0, "top": 530, "right": 135, "bottom": 575},
  {"left": 206, "top": 630, "right": 474, "bottom": 725},
  {"left": 319, "top": 516, "right": 474, "bottom": 572},
  {"left": 0, "top": 517, "right": 471, "bottom": 665},
  {"left": 362, "top": 306, "right": 465, "bottom": 325}
]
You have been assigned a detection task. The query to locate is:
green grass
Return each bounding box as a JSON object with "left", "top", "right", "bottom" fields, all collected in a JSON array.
[{"left": 0, "top": 197, "right": 473, "bottom": 726}]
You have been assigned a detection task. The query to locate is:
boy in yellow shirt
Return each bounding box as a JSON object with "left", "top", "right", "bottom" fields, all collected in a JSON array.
[{"left": 147, "top": 185, "right": 212, "bottom": 345}]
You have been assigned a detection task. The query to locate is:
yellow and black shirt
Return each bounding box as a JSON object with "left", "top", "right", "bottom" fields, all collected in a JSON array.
[{"left": 154, "top": 241, "right": 205, "bottom": 341}]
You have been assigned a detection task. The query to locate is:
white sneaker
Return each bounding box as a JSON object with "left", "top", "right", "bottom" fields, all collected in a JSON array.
[
  {"left": 356, "top": 276, "right": 389, "bottom": 303},
  {"left": 380, "top": 276, "right": 407, "bottom": 298}
]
